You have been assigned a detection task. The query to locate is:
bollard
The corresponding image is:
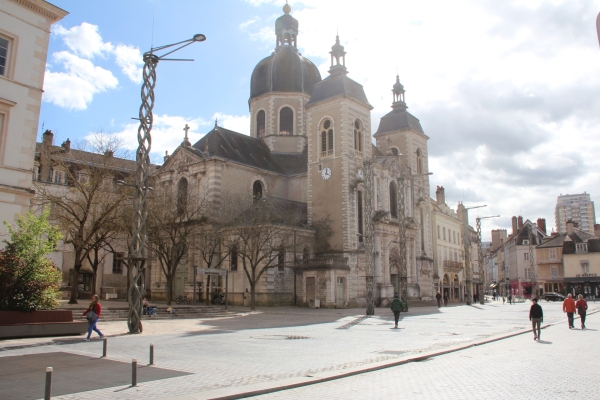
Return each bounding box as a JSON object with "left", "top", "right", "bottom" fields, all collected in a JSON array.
[
  {"left": 132, "top": 358, "right": 137, "bottom": 387},
  {"left": 44, "top": 367, "right": 52, "bottom": 400},
  {"left": 102, "top": 337, "right": 107, "bottom": 357},
  {"left": 149, "top": 343, "right": 154, "bottom": 365}
]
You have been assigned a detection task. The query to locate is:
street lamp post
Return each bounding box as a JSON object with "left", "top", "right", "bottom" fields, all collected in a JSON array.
[
  {"left": 459, "top": 204, "right": 486, "bottom": 306},
  {"left": 476, "top": 215, "right": 499, "bottom": 305},
  {"left": 126, "top": 33, "right": 206, "bottom": 334}
]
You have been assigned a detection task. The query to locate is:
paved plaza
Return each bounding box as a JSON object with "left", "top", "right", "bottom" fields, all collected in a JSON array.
[{"left": 0, "top": 299, "right": 596, "bottom": 399}]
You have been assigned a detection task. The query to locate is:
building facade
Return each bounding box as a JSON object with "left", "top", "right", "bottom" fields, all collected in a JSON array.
[
  {"left": 555, "top": 193, "right": 596, "bottom": 235},
  {"left": 0, "top": 0, "right": 67, "bottom": 245}
]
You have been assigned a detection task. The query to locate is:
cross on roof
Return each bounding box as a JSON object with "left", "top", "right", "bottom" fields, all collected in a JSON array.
[{"left": 183, "top": 124, "right": 190, "bottom": 140}]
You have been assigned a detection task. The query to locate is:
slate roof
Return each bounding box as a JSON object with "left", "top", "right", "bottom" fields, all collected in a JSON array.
[
  {"left": 192, "top": 125, "right": 307, "bottom": 176},
  {"left": 306, "top": 73, "right": 372, "bottom": 108},
  {"left": 374, "top": 108, "right": 424, "bottom": 136},
  {"left": 537, "top": 229, "right": 597, "bottom": 248}
]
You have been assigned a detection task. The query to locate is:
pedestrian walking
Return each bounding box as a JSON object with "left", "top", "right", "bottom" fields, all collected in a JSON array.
[
  {"left": 443, "top": 293, "right": 449, "bottom": 306},
  {"left": 436, "top": 291, "right": 442, "bottom": 308},
  {"left": 390, "top": 293, "right": 403, "bottom": 328},
  {"left": 529, "top": 298, "right": 543, "bottom": 340},
  {"left": 508, "top": 294, "right": 512, "bottom": 305},
  {"left": 563, "top": 293, "right": 576, "bottom": 329},
  {"left": 575, "top": 294, "right": 588, "bottom": 329},
  {"left": 502, "top": 296, "right": 505, "bottom": 305},
  {"left": 82, "top": 294, "right": 104, "bottom": 341}
]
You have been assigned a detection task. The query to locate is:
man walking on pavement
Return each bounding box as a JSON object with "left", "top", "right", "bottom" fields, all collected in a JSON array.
[
  {"left": 563, "top": 293, "right": 576, "bottom": 329},
  {"left": 575, "top": 294, "right": 588, "bottom": 329},
  {"left": 390, "top": 293, "right": 403, "bottom": 328},
  {"left": 529, "top": 298, "right": 543, "bottom": 340},
  {"left": 436, "top": 291, "right": 442, "bottom": 308}
]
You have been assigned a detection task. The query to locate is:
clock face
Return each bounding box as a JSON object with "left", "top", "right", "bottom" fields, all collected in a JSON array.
[
  {"left": 321, "top": 167, "right": 332, "bottom": 180},
  {"left": 357, "top": 169, "right": 364, "bottom": 179}
]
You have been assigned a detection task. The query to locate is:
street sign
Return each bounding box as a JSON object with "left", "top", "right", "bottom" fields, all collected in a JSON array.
[{"left": 196, "top": 268, "right": 228, "bottom": 276}]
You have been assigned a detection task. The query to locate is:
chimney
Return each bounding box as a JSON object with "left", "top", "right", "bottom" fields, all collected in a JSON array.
[
  {"left": 518, "top": 216, "right": 523, "bottom": 228},
  {"left": 594, "top": 224, "right": 600, "bottom": 237},
  {"left": 61, "top": 138, "right": 71, "bottom": 152},
  {"left": 512, "top": 216, "right": 518, "bottom": 235},
  {"left": 436, "top": 186, "right": 445, "bottom": 205},
  {"left": 566, "top": 219, "right": 574, "bottom": 235},
  {"left": 164, "top": 150, "right": 169, "bottom": 162},
  {"left": 536, "top": 218, "right": 546, "bottom": 235},
  {"left": 42, "top": 129, "right": 53, "bottom": 147}
]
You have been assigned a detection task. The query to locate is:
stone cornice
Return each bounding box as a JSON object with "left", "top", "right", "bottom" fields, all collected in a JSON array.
[{"left": 9, "top": 0, "right": 68, "bottom": 21}]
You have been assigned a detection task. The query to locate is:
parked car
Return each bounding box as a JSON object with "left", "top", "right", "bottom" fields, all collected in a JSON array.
[{"left": 544, "top": 292, "right": 565, "bottom": 302}]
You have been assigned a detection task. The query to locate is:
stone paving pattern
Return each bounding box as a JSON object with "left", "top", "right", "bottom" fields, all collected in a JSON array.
[{"left": 0, "top": 299, "right": 595, "bottom": 399}]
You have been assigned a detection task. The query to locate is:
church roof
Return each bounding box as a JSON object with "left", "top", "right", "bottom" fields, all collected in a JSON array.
[
  {"left": 374, "top": 108, "right": 424, "bottom": 136},
  {"left": 192, "top": 125, "right": 307, "bottom": 176},
  {"left": 306, "top": 74, "right": 372, "bottom": 108}
]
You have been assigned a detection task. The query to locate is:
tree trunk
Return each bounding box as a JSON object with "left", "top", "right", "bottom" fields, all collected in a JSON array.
[
  {"left": 69, "top": 267, "right": 80, "bottom": 304},
  {"left": 250, "top": 282, "right": 256, "bottom": 311},
  {"left": 166, "top": 275, "right": 173, "bottom": 305},
  {"left": 91, "top": 272, "right": 97, "bottom": 297},
  {"left": 205, "top": 275, "right": 211, "bottom": 305}
]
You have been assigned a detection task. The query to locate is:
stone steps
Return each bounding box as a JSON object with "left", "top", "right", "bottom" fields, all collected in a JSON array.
[{"left": 70, "top": 306, "right": 237, "bottom": 321}]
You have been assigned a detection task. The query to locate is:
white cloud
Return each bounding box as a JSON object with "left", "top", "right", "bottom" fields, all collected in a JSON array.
[
  {"left": 213, "top": 112, "right": 250, "bottom": 135},
  {"left": 53, "top": 22, "right": 114, "bottom": 59},
  {"left": 114, "top": 44, "right": 143, "bottom": 84},
  {"left": 43, "top": 51, "right": 118, "bottom": 110}
]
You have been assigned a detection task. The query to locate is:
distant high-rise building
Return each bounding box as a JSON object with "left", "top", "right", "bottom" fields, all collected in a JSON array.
[{"left": 555, "top": 193, "right": 596, "bottom": 234}]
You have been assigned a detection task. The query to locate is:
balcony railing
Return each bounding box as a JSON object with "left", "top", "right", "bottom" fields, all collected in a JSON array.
[
  {"left": 536, "top": 258, "right": 562, "bottom": 264},
  {"left": 443, "top": 260, "right": 463, "bottom": 273}
]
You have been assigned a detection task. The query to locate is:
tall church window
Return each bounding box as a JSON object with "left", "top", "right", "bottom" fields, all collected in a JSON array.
[
  {"left": 256, "top": 110, "right": 265, "bottom": 138},
  {"left": 177, "top": 178, "right": 188, "bottom": 215},
  {"left": 320, "top": 119, "right": 333, "bottom": 158},
  {"left": 416, "top": 148, "right": 423, "bottom": 174},
  {"left": 354, "top": 119, "right": 363, "bottom": 152},
  {"left": 253, "top": 180, "right": 263, "bottom": 202},
  {"left": 278, "top": 246, "right": 285, "bottom": 272},
  {"left": 390, "top": 181, "right": 398, "bottom": 218},
  {"left": 279, "top": 107, "right": 293, "bottom": 135},
  {"left": 357, "top": 190, "right": 364, "bottom": 242}
]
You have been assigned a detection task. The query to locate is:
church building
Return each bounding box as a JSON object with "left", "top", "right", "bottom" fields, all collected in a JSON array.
[{"left": 152, "top": 4, "right": 434, "bottom": 307}]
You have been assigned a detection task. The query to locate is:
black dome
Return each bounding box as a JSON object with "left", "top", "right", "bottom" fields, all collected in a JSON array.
[{"left": 250, "top": 46, "right": 322, "bottom": 100}]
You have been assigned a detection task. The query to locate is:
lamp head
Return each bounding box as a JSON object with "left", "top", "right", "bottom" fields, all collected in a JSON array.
[{"left": 193, "top": 34, "right": 206, "bottom": 42}]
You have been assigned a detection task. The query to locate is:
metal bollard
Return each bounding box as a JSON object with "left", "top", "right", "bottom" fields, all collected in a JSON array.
[
  {"left": 149, "top": 343, "right": 154, "bottom": 365},
  {"left": 102, "top": 337, "right": 107, "bottom": 357},
  {"left": 132, "top": 358, "right": 137, "bottom": 387},
  {"left": 45, "top": 367, "right": 52, "bottom": 400}
]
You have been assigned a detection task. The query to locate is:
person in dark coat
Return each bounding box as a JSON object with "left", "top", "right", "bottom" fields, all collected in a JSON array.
[
  {"left": 436, "top": 291, "right": 442, "bottom": 308},
  {"left": 443, "top": 293, "right": 449, "bottom": 306},
  {"left": 390, "top": 293, "right": 403, "bottom": 328},
  {"left": 529, "top": 298, "right": 543, "bottom": 340},
  {"left": 576, "top": 294, "right": 588, "bottom": 329}
]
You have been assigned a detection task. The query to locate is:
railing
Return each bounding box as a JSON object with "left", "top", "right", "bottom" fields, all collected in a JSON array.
[
  {"left": 537, "top": 258, "right": 562, "bottom": 264},
  {"left": 443, "top": 260, "right": 463, "bottom": 273}
]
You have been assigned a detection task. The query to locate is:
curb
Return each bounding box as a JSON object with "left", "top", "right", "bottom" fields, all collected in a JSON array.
[{"left": 206, "top": 309, "right": 600, "bottom": 400}]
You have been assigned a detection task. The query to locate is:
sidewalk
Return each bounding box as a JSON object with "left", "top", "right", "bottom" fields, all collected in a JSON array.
[{"left": 0, "top": 300, "right": 593, "bottom": 399}]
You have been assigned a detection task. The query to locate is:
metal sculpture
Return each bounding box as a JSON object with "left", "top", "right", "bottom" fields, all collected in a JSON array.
[{"left": 127, "top": 34, "right": 206, "bottom": 334}]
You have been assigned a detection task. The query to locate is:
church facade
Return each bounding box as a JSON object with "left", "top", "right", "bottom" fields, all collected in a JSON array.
[{"left": 152, "top": 5, "right": 435, "bottom": 307}]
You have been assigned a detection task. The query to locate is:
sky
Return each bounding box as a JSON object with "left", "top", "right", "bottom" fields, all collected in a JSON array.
[{"left": 41, "top": 0, "right": 600, "bottom": 240}]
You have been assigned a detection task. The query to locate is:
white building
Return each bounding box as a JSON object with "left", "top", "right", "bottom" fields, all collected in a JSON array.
[
  {"left": 555, "top": 193, "right": 596, "bottom": 235},
  {"left": 0, "top": 0, "right": 67, "bottom": 244}
]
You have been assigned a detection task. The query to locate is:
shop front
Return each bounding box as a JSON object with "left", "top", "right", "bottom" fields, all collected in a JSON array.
[{"left": 564, "top": 274, "right": 600, "bottom": 299}]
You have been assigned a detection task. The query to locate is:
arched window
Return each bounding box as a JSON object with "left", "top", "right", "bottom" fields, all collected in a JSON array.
[
  {"left": 256, "top": 110, "right": 265, "bottom": 138},
  {"left": 302, "top": 247, "right": 309, "bottom": 264},
  {"left": 230, "top": 244, "right": 238, "bottom": 271},
  {"left": 389, "top": 181, "right": 398, "bottom": 218},
  {"left": 354, "top": 119, "right": 363, "bottom": 152},
  {"left": 416, "top": 148, "right": 423, "bottom": 174},
  {"left": 320, "top": 119, "right": 333, "bottom": 157},
  {"left": 177, "top": 178, "right": 188, "bottom": 215},
  {"left": 279, "top": 107, "right": 293, "bottom": 135},
  {"left": 253, "top": 180, "right": 263, "bottom": 202},
  {"left": 278, "top": 246, "right": 285, "bottom": 272}
]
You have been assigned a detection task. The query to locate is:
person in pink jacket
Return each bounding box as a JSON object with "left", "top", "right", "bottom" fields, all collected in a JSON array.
[{"left": 82, "top": 295, "right": 104, "bottom": 341}]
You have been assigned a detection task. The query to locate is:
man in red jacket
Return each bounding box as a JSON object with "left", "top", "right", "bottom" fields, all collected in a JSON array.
[{"left": 563, "top": 293, "right": 576, "bottom": 329}]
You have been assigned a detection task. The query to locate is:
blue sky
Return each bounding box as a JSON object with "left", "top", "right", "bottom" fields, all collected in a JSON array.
[{"left": 41, "top": 0, "right": 600, "bottom": 237}]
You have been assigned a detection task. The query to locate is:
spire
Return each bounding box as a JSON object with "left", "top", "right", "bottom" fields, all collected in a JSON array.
[
  {"left": 391, "top": 75, "right": 407, "bottom": 111},
  {"left": 214, "top": 118, "right": 218, "bottom": 127},
  {"left": 182, "top": 124, "right": 191, "bottom": 146},
  {"left": 329, "top": 34, "right": 348, "bottom": 76},
  {"left": 275, "top": 3, "right": 299, "bottom": 50}
]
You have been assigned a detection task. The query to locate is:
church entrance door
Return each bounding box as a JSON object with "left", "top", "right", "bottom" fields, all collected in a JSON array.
[
  {"left": 336, "top": 277, "right": 345, "bottom": 308},
  {"left": 306, "top": 277, "right": 316, "bottom": 303}
]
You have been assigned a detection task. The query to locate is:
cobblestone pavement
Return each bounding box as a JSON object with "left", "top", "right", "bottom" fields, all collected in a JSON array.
[
  {"left": 0, "top": 299, "right": 595, "bottom": 399},
  {"left": 258, "top": 310, "right": 599, "bottom": 400}
]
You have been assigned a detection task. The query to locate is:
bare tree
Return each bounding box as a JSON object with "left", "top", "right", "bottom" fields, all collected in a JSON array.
[
  {"left": 223, "top": 198, "right": 301, "bottom": 310},
  {"left": 34, "top": 133, "right": 133, "bottom": 304},
  {"left": 145, "top": 181, "right": 208, "bottom": 305}
]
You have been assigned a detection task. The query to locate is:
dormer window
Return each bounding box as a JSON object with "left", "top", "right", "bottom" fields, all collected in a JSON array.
[
  {"left": 320, "top": 119, "right": 333, "bottom": 158},
  {"left": 53, "top": 169, "right": 66, "bottom": 184},
  {"left": 576, "top": 243, "right": 588, "bottom": 254},
  {"left": 279, "top": 107, "right": 293, "bottom": 135}
]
